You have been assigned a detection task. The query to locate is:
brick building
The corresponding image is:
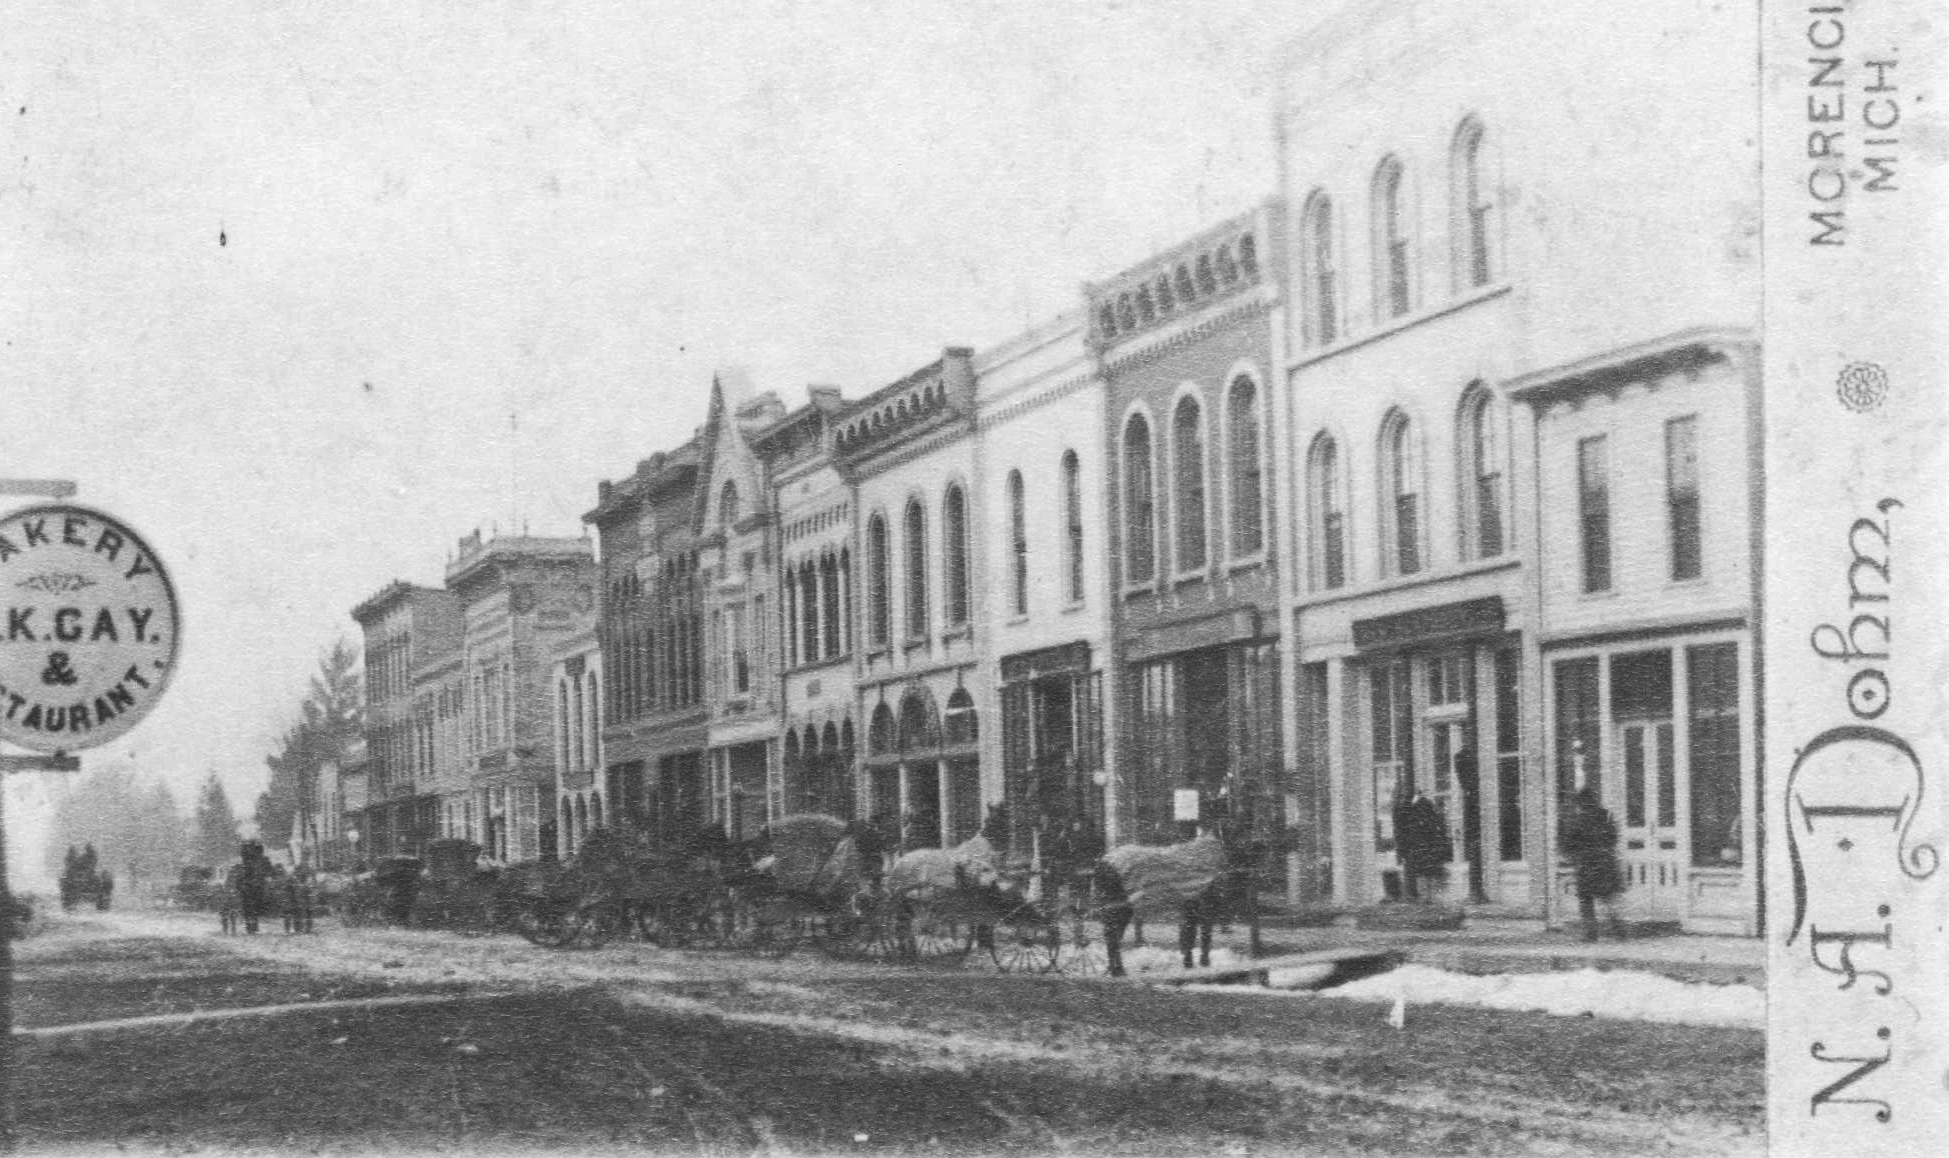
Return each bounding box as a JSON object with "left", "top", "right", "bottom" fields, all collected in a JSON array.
[{"left": 349, "top": 581, "right": 461, "bottom": 859}]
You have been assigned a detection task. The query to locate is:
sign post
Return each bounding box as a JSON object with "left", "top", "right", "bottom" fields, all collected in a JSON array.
[{"left": 0, "top": 489, "right": 179, "bottom": 1152}]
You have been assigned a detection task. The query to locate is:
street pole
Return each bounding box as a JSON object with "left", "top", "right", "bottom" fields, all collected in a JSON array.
[{"left": 0, "top": 751, "right": 82, "bottom": 1153}]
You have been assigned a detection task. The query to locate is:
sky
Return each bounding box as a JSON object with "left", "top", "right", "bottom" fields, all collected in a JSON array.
[{"left": 1, "top": 0, "right": 1319, "bottom": 872}]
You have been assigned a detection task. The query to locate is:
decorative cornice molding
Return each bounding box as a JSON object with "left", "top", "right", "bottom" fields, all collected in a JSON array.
[
  {"left": 1100, "top": 293, "right": 1275, "bottom": 376},
  {"left": 843, "top": 419, "right": 974, "bottom": 482},
  {"left": 976, "top": 371, "right": 1097, "bottom": 432}
]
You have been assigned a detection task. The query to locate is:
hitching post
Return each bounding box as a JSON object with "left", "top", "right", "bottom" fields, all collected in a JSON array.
[{"left": 0, "top": 478, "right": 84, "bottom": 1151}]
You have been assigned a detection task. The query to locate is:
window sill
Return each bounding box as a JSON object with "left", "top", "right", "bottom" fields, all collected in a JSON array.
[
  {"left": 1227, "top": 555, "right": 1268, "bottom": 576},
  {"left": 1171, "top": 569, "right": 1210, "bottom": 588},
  {"left": 1059, "top": 600, "right": 1087, "bottom": 615},
  {"left": 1665, "top": 574, "right": 1708, "bottom": 591},
  {"left": 941, "top": 623, "right": 972, "bottom": 644},
  {"left": 1121, "top": 582, "right": 1157, "bottom": 600},
  {"left": 1006, "top": 613, "right": 1032, "bottom": 626},
  {"left": 1291, "top": 282, "right": 1513, "bottom": 372}
]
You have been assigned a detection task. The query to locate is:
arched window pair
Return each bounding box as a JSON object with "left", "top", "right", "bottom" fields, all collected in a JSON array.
[
  {"left": 1120, "top": 377, "right": 1264, "bottom": 585},
  {"left": 1303, "top": 384, "right": 1505, "bottom": 591},
  {"left": 1006, "top": 452, "right": 1087, "bottom": 616},
  {"left": 865, "top": 484, "right": 971, "bottom": 646},
  {"left": 1299, "top": 118, "right": 1496, "bottom": 350}
]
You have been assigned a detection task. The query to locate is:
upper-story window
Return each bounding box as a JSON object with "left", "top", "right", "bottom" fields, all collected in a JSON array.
[
  {"left": 1458, "top": 385, "right": 1506, "bottom": 561},
  {"left": 1007, "top": 470, "right": 1028, "bottom": 616},
  {"left": 1301, "top": 191, "right": 1338, "bottom": 347},
  {"left": 1061, "top": 451, "right": 1085, "bottom": 605},
  {"left": 718, "top": 482, "right": 740, "bottom": 529},
  {"left": 1172, "top": 394, "right": 1208, "bottom": 574},
  {"left": 1452, "top": 117, "right": 1494, "bottom": 290},
  {"left": 1578, "top": 435, "right": 1612, "bottom": 593},
  {"left": 866, "top": 514, "right": 891, "bottom": 647},
  {"left": 943, "top": 484, "right": 970, "bottom": 627},
  {"left": 1123, "top": 413, "right": 1157, "bottom": 585},
  {"left": 1307, "top": 433, "right": 1347, "bottom": 591},
  {"left": 819, "top": 554, "right": 841, "bottom": 655},
  {"left": 1227, "top": 375, "right": 1264, "bottom": 558},
  {"left": 1666, "top": 416, "right": 1702, "bottom": 580},
  {"left": 1379, "top": 410, "right": 1423, "bottom": 577},
  {"left": 903, "top": 498, "right": 929, "bottom": 640},
  {"left": 1372, "top": 156, "right": 1411, "bottom": 320}
]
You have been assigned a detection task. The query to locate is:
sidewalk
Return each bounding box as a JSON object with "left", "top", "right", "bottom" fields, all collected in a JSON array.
[{"left": 1226, "top": 916, "right": 1765, "bottom": 988}]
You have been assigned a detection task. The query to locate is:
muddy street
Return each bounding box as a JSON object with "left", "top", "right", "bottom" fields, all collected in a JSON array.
[{"left": 9, "top": 911, "right": 1765, "bottom": 1155}]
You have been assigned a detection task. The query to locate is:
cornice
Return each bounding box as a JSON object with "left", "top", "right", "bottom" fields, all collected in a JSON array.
[
  {"left": 976, "top": 370, "right": 1097, "bottom": 432},
  {"left": 1099, "top": 292, "right": 1275, "bottom": 376}
]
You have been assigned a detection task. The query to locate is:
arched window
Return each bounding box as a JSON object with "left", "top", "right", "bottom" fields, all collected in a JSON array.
[
  {"left": 590, "top": 792, "right": 603, "bottom": 829},
  {"left": 1172, "top": 394, "right": 1208, "bottom": 573},
  {"left": 1373, "top": 156, "right": 1411, "bottom": 319},
  {"left": 1122, "top": 414, "right": 1156, "bottom": 585},
  {"left": 943, "top": 484, "right": 970, "bottom": 627},
  {"left": 840, "top": 718, "right": 855, "bottom": 755},
  {"left": 1452, "top": 118, "right": 1493, "bottom": 290},
  {"left": 903, "top": 498, "right": 928, "bottom": 639},
  {"left": 819, "top": 554, "right": 841, "bottom": 656},
  {"left": 798, "top": 559, "right": 819, "bottom": 662},
  {"left": 821, "top": 721, "right": 840, "bottom": 754},
  {"left": 1380, "top": 410, "right": 1423, "bottom": 576},
  {"left": 866, "top": 515, "right": 891, "bottom": 647},
  {"left": 718, "top": 481, "right": 740, "bottom": 529},
  {"left": 869, "top": 702, "right": 897, "bottom": 755},
  {"left": 1301, "top": 191, "right": 1338, "bottom": 347},
  {"left": 897, "top": 690, "right": 940, "bottom": 751},
  {"left": 1061, "top": 450, "right": 1084, "bottom": 605},
  {"left": 1227, "top": 376, "right": 1264, "bottom": 557},
  {"left": 1458, "top": 385, "right": 1506, "bottom": 560},
  {"left": 783, "top": 729, "right": 801, "bottom": 774},
  {"left": 945, "top": 687, "right": 978, "bottom": 746},
  {"left": 1007, "top": 470, "right": 1028, "bottom": 616},
  {"left": 1308, "top": 434, "right": 1347, "bottom": 590},
  {"left": 836, "top": 548, "right": 852, "bottom": 654}
]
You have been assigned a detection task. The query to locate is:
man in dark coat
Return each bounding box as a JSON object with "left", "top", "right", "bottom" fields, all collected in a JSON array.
[
  {"left": 1561, "top": 785, "right": 1624, "bottom": 939},
  {"left": 1400, "top": 792, "right": 1451, "bottom": 903}
]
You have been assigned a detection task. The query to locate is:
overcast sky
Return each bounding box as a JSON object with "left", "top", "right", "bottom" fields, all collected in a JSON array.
[{"left": 2, "top": 0, "right": 1317, "bottom": 863}]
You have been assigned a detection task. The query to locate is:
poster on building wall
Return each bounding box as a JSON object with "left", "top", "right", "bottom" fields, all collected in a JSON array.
[{"left": 1763, "top": 2, "right": 1948, "bottom": 1154}]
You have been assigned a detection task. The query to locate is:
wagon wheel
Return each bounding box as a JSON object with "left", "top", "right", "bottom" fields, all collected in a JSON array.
[
  {"left": 513, "top": 899, "right": 580, "bottom": 949},
  {"left": 1052, "top": 901, "right": 1103, "bottom": 975},
  {"left": 831, "top": 895, "right": 899, "bottom": 963},
  {"left": 908, "top": 905, "right": 977, "bottom": 963},
  {"left": 988, "top": 908, "right": 1061, "bottom": 974}
]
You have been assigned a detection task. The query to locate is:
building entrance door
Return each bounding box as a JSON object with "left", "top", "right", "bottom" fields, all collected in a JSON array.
[
  {"left": 1613, "top": 718, "right": 1684, "bottom": 920},
  {"left": 1426, "top": 718, "right": 1471, "bottom": 901}
]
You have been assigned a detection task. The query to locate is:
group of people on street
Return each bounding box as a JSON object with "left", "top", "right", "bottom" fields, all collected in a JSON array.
[{"left": 1390, "top": 757, "right": 1627, "bottom": 941}]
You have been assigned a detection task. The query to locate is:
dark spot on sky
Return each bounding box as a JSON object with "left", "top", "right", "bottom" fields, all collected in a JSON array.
[
  {"left": 219, "top": 228, "right": 227, "bottom": 246},
  {"left": 17, "top": 108, "right": 24, "bottom": 115},
  {"left": 363, "top": 382, "right": 373, "bottom": 392}
]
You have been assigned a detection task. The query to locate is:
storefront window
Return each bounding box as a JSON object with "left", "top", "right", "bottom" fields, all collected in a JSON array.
[
  {"left": 1369, "top": 661, "right": 1412, "bottom": 850},
  {"left": 1493, "top": 647, "right": 1523, "bottom": 861},
  {"left": 1688, "top": 643, "right": 1743, "bottom": 866},
  {"left": 1552, "top": 657, "right": 1601, "bottom": 801}
]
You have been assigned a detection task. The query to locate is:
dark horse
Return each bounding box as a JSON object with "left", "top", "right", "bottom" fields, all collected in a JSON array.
[{"left": 1092, "top": 836, "right": 1252, "bottom": 978}]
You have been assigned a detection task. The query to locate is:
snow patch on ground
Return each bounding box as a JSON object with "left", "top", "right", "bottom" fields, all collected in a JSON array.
[{"left": 1185, "top": 963, "right": 1762, "bottom": 1028}]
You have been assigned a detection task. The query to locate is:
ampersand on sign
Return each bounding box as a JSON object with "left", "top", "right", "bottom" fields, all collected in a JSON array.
[{"left": 40, "top": 651, "right": 78, "bottom": 686}]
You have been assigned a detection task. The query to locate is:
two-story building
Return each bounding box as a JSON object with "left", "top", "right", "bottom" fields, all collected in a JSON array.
[
  {"left": 974, "top": 314, "right": 1113, "bottom": 860},
  {"left": 548, "top": 622, "right": 601, "bottom": 859},
  {"left": 834, "top": 349, "right": 985, "bottom": 850},
  {"left": 1092, "top": 206, "right": 1291, "bottom": 894},
  {"left": 350, "top": 581, "right": 462, "bottom": 859},
  {"left": 588, "top": 442, "right": 710, "bottom": 842},
  {"left": 696, "top": 380, "right": 789, "bottom": 843},
  {"left": 444, "top": 532, "right": 596, "bottom": 862},
  {"left": 752, "top": 385, "right": 859, "bottom": 820},
  {"left": 1272, "top": 0, "right": 1760, "bottom": 929}
]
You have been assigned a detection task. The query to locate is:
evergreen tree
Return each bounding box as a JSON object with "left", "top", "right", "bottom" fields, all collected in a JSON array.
[
  {"left": 256, "top": 639, "right": 363, "bottom": 849},
  {"left": 45, "top": 765, "right": 190, "bottom": 891},
  {"left": 193, "top": 773, "right": 242, "bottom": 865}
]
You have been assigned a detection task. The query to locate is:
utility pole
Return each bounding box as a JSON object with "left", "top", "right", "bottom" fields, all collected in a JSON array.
[{"left": 0, "top": 479, "right": 85, "bottom": 1151}]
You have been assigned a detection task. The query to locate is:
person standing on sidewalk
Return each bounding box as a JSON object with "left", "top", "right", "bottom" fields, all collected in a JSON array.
[{"left": 1561, "top": 785, "right": 1624, "bottom": 940}]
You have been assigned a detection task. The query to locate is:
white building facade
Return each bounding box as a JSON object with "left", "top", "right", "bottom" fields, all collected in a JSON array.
[
  {"left": 1273, "top": 0, "right": 1761, "bottom": 930},
  {"left": 974, "top": 314, "right": 1113, "bottom": 860}
]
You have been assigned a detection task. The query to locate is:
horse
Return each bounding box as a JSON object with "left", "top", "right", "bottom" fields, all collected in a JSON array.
[{"left": 1091, "top": 833, "right": 1251, "bottom": 978}]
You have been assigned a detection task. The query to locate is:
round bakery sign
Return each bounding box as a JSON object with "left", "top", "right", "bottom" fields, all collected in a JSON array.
[{"left": 0, "top": 505, "right": 180, "bottom": 752}]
